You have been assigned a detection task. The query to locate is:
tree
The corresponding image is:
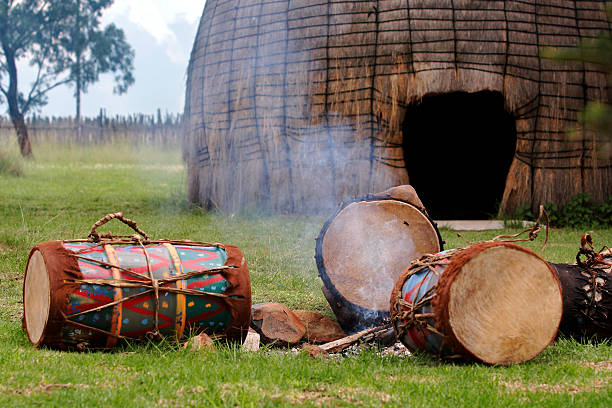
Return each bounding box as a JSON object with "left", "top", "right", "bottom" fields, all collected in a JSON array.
[
  {"left": 66, "top": 0, "right": 134, "bottom": 136},
  {"left": 0, "top": 0, "right": 134, "bottom": 157}
]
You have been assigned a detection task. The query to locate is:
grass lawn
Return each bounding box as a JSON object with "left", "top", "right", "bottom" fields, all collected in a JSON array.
[{"left": 0, "top": 141, "right": 610, "bottom": 407}]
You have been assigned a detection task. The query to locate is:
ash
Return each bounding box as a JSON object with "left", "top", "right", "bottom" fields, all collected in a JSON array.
[{"left": 343, "top": 342, "right": 411, "bottom": 358}]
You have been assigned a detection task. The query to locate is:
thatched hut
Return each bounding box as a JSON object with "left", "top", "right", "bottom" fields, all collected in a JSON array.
[{"left": 184, "top": 0, "right": 611, "bottom": 218}]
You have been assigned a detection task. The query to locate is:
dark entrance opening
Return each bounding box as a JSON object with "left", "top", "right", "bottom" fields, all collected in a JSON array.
[{"left": 403, "top": 91, "right": 517, "bottom": 220}]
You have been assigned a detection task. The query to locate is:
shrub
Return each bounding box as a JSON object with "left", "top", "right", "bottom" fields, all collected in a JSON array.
[
  {"left": 516, "top": 194, "right": 612, "bottom": 228},
  {"left": 0, "top": 149, "right": 24, "bottom": 177}
]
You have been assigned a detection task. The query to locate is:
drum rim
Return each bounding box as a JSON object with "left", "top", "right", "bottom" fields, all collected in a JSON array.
[{"left": 315, "top": 195, "right": 444, "bottom": 322}]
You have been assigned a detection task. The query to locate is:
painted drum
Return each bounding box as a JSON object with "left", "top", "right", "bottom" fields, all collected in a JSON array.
[
  {"left": 390, "top": 242, "right": 563, "bottom": 365},
  {"left": 316, "top": 195, "right": 443, "bottom": 333},
  {"left": 23, "top": 237, "right": 251, "bottom": 350}
]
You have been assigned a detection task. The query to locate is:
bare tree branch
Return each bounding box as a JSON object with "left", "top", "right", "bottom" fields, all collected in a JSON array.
[
  {"left": 22, "top": 41, "right": 52, "bottom": 111},
  {"left": 22, "top": 77, "right": 70, "bottom": 113}
]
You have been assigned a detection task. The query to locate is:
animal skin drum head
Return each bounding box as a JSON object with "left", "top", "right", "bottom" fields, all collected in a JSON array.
[
  {"left": 321, "top": 199, "right": 441, "bottom": 313},
  {"left": 448, "top": 245, "right": 563, "bottom": 365},
  {"left": 24, "top": 250, "right": 50, "bottom": 345}
]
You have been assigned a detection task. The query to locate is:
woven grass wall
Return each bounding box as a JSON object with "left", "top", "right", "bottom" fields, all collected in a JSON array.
[{"left": 184, "top": 0, "right": 611, "bottom": 215}]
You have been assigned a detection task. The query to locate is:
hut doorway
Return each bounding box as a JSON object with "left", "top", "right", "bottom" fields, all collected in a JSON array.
[{"left": 402, "top": 91, "right": 517, "bottom": 219}]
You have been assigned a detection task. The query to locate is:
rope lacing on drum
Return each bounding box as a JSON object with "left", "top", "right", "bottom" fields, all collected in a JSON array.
[
  {"left": 575, "top": 234, "right": 612, "bottom": 323},
  {"left": 576, "top": 233, "right": 611, "bottom": 270},
  {"left": 390, "top": 252, "right": 460, "bottom": 359},
  {"left": 455, "top": 205, "right": 550, "bottom": 252},
  {"left": 62, "top": 213, "right": 234, "bottom": 343}
]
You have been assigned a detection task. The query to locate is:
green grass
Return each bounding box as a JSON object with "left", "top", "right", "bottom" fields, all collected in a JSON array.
[{"left": 0, "top": 141, "right": 610, "bottom": 407}]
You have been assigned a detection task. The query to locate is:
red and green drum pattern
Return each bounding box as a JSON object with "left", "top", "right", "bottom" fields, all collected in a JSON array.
[
  {"left": 396, "top": 250, "right": 453, "bottom": 357},
  {"left": 62, "top": 242, "right": 231, "bottom": 347}
]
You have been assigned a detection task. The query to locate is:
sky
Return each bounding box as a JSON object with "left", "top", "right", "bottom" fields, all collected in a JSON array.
[{"left": 17, "top": 0, "right": 206, "bottom": 118}]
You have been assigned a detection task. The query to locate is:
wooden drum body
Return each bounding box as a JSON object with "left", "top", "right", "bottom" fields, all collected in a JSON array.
[
  {"left": 551, "top": 254, "right": 612, "bottom": 341},
  {"left": 23, "top": 239, "right": 251, "bottom": 350},
  {"left": 390, "top": 242, "right": 563, "bottom": 365},
  {"left": 316, "top": 196, "right": 443, "bottom": 333}
]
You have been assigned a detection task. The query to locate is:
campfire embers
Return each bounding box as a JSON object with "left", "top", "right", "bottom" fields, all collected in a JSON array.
[
  {"left": 247, "top": 302, "right": 403, "bottom": 357},
  {"left": 248, "top": 304, "right": 403, "bottom": 356},
  {"left": 311, "top": 323, "right": 396, "bottom": 354}
]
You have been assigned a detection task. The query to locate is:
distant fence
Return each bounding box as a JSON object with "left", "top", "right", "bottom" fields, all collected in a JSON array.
[{"left": 0, "top": 111, "right": 184, "bottom": 147}]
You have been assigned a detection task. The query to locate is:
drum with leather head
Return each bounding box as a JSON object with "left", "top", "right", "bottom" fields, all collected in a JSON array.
[
  {"left": 550, "top": 236, "right": 611, "bottom": 341},
  {"left": 23, "top": 213, "right": 251, "bottom": 350},
  {"left": 390, "top": 242, "right": 563, "bottom": 365},
  {"left": 316, "top": 193, "right": 443, "bottom": 333}
]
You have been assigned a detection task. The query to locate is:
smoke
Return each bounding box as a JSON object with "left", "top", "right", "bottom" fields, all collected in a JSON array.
[
  {"left": 186, "top": 2, "right": 401, "bottom": 216},
  {"left": 185, "top": 2, "right": 414, "bottom": 331},
  {"left": 354, "top": 218, "right": 417, "bottom": 314}
]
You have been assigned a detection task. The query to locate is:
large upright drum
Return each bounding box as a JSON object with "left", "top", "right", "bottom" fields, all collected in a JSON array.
[
  {"left": 23, "top": 213, "right": 251, "bottom": 350},
  {"left": 390, "top": 242, "right": 563, "bottom": 365},
  {"left": 316, "top": 195, "right": 443, "bottom": 333}
]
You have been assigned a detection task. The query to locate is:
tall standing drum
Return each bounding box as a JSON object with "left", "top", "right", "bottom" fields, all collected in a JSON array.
[
  {"left": 316, "top": 195, "right": 443, "bottom": 333},
  {"left": 23, "top": 213, "right": 251, "bottom": 350},
  {"left": 390, "top": 242, "right": 563, "bottom": 365}
]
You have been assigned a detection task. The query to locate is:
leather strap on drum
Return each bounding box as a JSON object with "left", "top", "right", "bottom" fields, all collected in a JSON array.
[
  {"left": 215, "top": 244, "right": 252, "bottom": 343},
  {"left": 163, "top": 243, "right": 187, "bottom": 340},
  {"left": 62, "top": 240, "right": 251, "bottom": 344},
  {"left": 103, "top": 244, "right": 123, "bottom": 348},
  {"left": 89, "top": 212, "right": 150, "bottom": 242}
]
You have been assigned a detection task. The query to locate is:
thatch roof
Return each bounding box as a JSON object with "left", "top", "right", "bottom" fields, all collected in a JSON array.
[{"left": 184, "top": 0, "right": 611, "bottom": 215}]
